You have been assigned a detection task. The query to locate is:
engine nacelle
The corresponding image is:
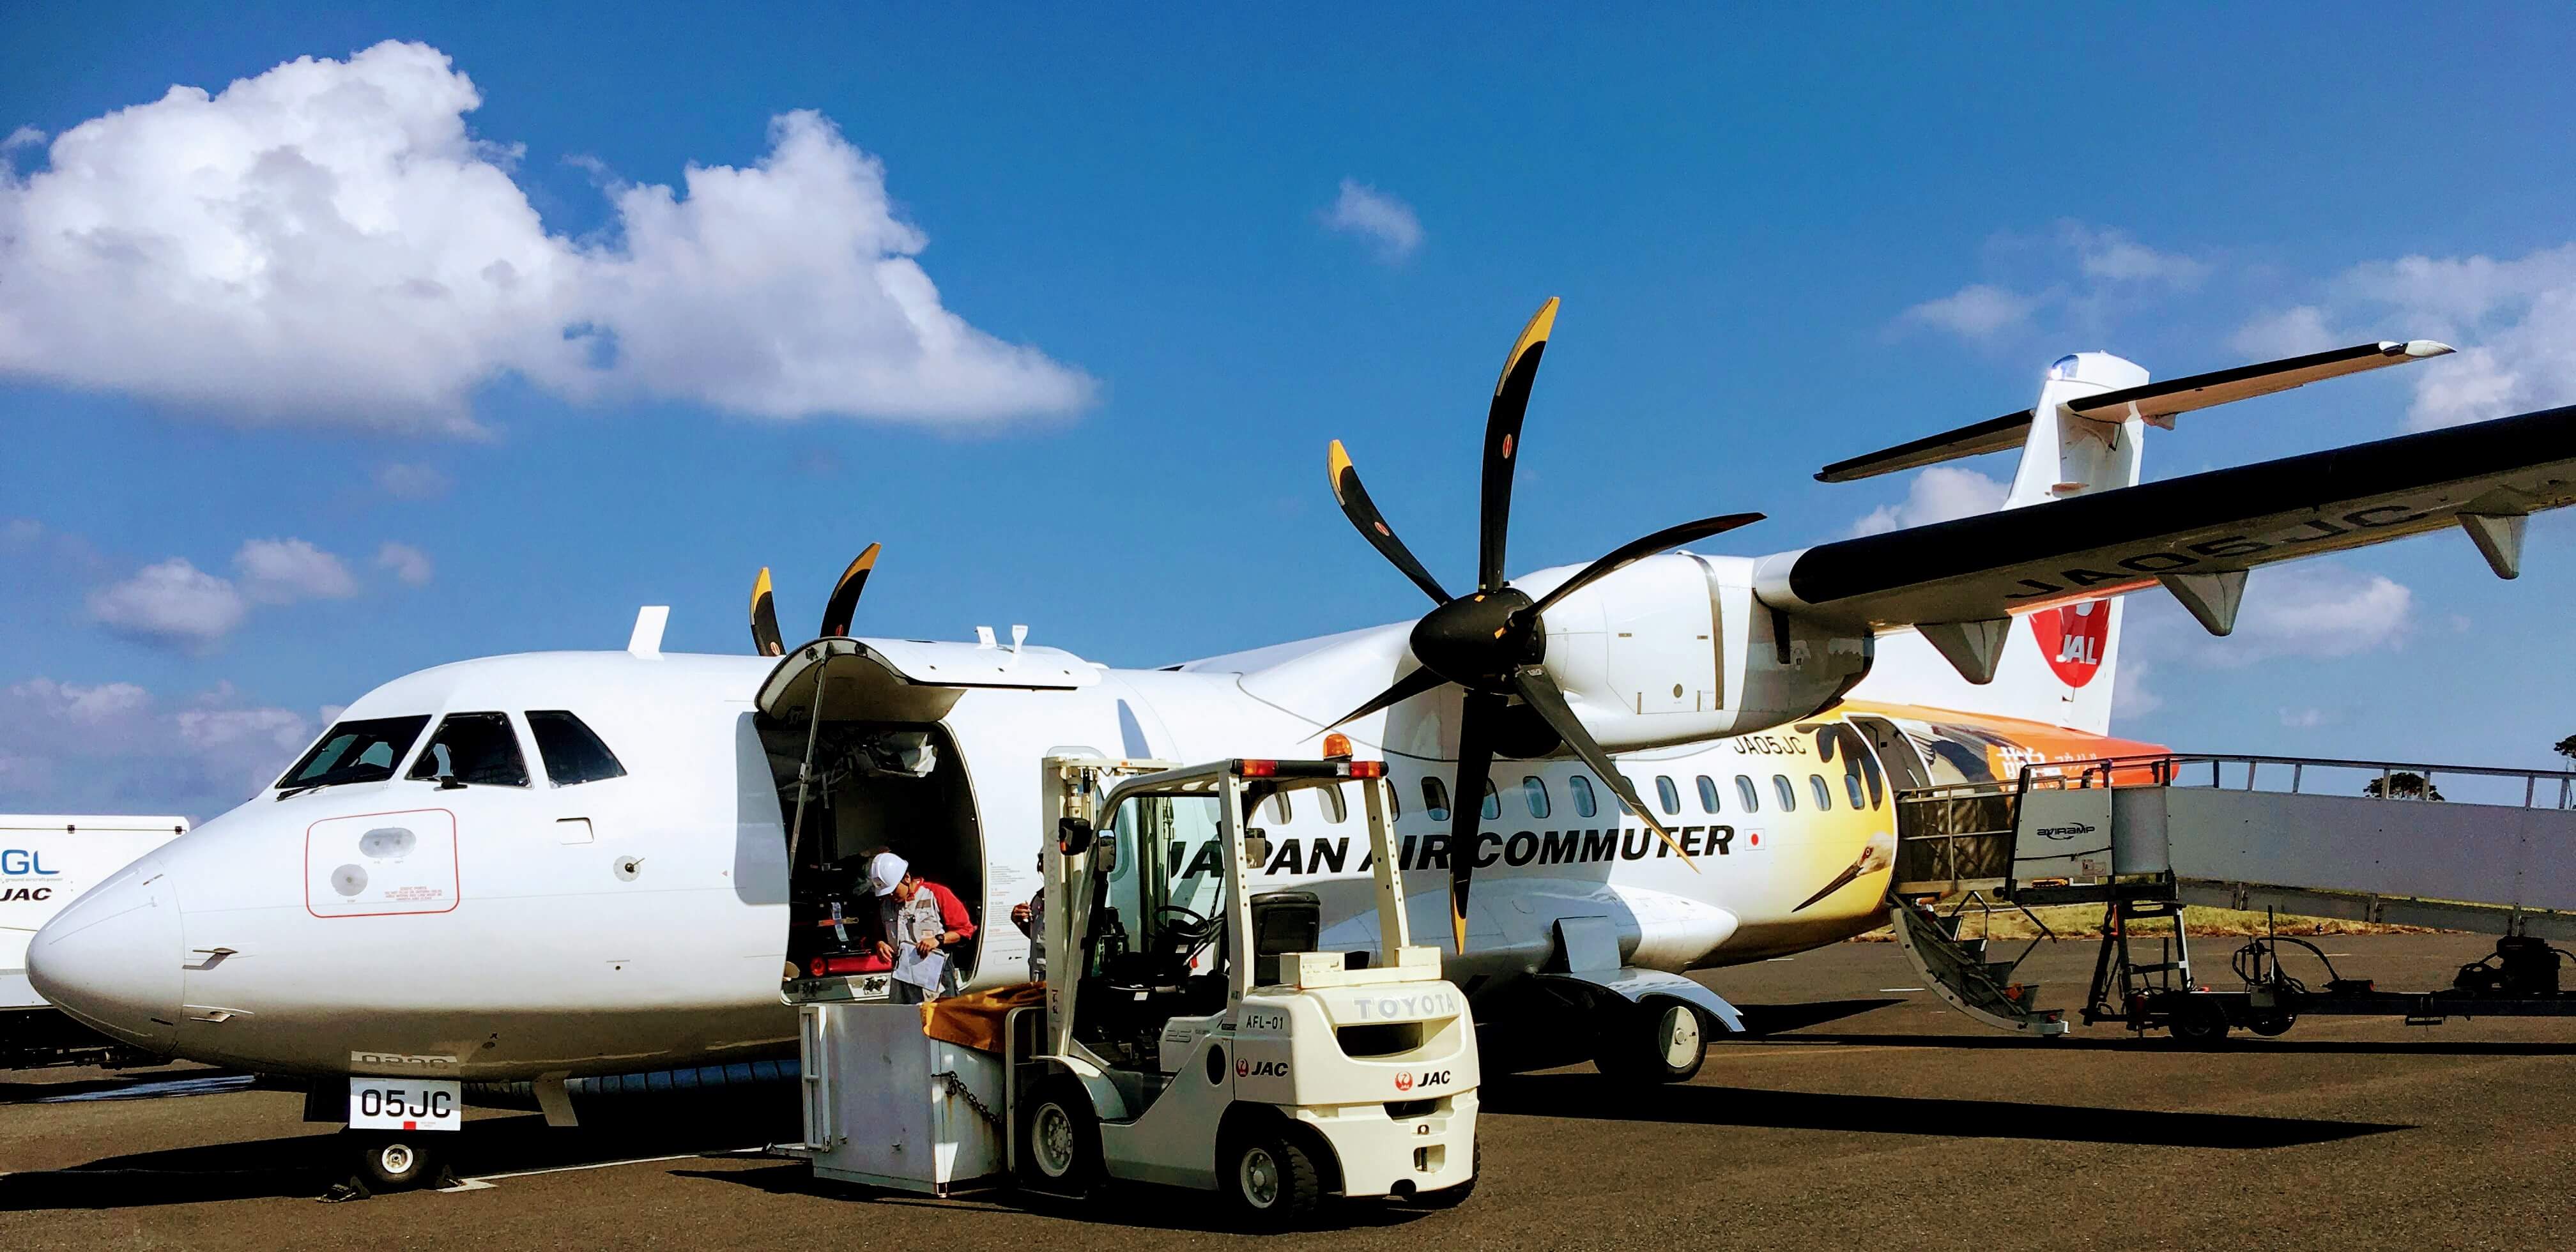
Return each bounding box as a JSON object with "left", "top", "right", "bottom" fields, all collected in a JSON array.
[{"left": 1533, "top": 553, "right": 1872, "bottom": 751}]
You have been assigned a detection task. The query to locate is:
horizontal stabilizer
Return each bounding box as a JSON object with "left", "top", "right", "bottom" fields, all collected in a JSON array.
[
  {"left": 2069, "top": 340, "right": 2451, "bottom": 427},
  {"left": 1816, "top": 340, "right": 2452, "bottom": 484},
  {"left": 1762, "top": 402, "right": 2576, "bottom": 630},
  {"left": 1817, "top": 409, "right": 2034, "bottom": 484}
]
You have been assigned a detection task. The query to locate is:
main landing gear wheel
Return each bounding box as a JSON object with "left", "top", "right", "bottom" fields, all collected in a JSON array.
[
  {"left": 344, "top": 1129, "right": 443, "bottom": 1192},
  {"left": 1016, "top": 1078, "right": 1101, "bottom": 1196},
  {"left": 2249, "top": 1014, "right": 2296, "bottom": 1037},
  {"left": 1223, "top": 1127, "right": 1322, "bottom": 1229},
  {"left": 1595, "top": 997, "right": 1706, "bottom": 1084}
]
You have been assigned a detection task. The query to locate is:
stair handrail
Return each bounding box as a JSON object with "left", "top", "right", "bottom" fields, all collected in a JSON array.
[{"left": 2016, "top": 751, "right": 2576, "bottom": 810}]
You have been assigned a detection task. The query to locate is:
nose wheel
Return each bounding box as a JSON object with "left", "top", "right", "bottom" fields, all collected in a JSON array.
[{"left": 338, "top": 1129, "right": 451, "bottom": 1193}]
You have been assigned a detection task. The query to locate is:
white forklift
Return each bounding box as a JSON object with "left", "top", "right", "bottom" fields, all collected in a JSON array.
[{"left": 792, "top": 755, "right": 1480, "bottom": 1226}]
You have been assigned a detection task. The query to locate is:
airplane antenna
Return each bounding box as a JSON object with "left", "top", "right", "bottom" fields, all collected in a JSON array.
[{"left": 627, "top": 606, "right": 670, "bottom": 659}]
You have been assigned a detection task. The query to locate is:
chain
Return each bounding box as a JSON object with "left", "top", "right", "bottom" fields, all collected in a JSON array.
[{"left": 931, "top": 1069, "right": 1004, "bottom": 1130}]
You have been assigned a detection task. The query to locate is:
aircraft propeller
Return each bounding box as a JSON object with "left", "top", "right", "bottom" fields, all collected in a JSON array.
[
  {"left": 749, "top": 542, "right": 884, "bottom": 656},
  {"left": 1321, "top": 298, "right": 1765, "bottom": 951}
]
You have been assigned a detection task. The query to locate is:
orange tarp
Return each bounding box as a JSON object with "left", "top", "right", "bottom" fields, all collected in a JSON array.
[{"left": 922, "top": 981, "right": 1046, "bottom": 1053}]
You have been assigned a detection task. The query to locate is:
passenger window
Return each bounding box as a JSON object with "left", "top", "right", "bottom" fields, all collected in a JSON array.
[
  {"left": 1481, "top": 779, "right": 1500, "bottom": 821},
  {"left": 1773, "top": 774, "right": 1798, "bottom": 812},
  {"left": 1845, "top": 772, "right": 1867, "bottom": 809},
  {"left": 406, "top": 712, "right": 529, "bottom": 788},
  {"left": 1696, "top": 775, "right": 1720, "bottom": 814},
  {"left": 1266, "top": 791, "right": 1294, "bottom": 825},
  {"left": 1569, "top": 774, "right": 1598, "bottom": 818},
  {"left": 1809, "top": 774, "right": 1833, "bottom": 811},
  {"left": 526, "top": 710, "right": 625, "bottom": 786},
  {"left": 1522, "top": 776, "right": 1552, "bottom": 819},
  {"left": 1857, "top": 741, "right": 1886, "bottom": 809},
  {"left": 1614, "top": 780, "right": 1634, "bottom": 814},
  {"left": 1736, "top": 775, "right": 1760, "bottom": 813},
  {"left": 1654, "top": 775, "right": 1681, "bottom": 815},
  {"left": 1318, "top": 784, "right": 1347, "bottom": 823},
  {"left": 1389, "top": 781, "right": 1402, "bottom": 820},
  {"left": 1422, "top": 777, "right": 1451, "bottom": 823}
]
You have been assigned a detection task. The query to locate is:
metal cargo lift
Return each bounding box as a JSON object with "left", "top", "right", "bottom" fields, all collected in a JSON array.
[{"left": 1886, "top": 753, "right": 2576, "bottom": 1041}]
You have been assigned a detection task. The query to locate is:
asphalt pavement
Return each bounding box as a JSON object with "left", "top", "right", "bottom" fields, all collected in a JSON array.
[{"left": 6, "top": 933, "right": 2573, "bottom": 1250}]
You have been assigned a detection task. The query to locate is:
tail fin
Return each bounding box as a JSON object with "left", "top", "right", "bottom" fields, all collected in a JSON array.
[
  {"left": 2001, "top": 352, "right": 2150, "bottom": 508},
  {"left": 1817, "top": 341, "right": 2458, "bottom": 733}
]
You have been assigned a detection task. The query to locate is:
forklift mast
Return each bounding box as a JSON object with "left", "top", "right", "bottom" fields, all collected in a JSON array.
[{"left": 1038, "top": 757, "right": 1415, "bottom": 1063}]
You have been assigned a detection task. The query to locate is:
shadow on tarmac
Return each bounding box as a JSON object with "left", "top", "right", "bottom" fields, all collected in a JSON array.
[
  {"left": 1729, "top": 998, "right": 1907, "bottom": 1035},
  {"left": 671, "top": 1163, "right": 1438, "bottom": 1234},
  {"left": 0, "top": 1108, "right": 786, "bottom": 1211},
  {"left": 1774, "top": 1032, "right": 2576, "bottom": 1056},
  {"left": 1482, "top": 1074, "right": 2409, "bottom": 1148}
]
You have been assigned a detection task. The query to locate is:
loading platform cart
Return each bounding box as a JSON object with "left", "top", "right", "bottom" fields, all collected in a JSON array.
[{"left": 1886, "top": 752, "right": 2576, "bottom": 1041}]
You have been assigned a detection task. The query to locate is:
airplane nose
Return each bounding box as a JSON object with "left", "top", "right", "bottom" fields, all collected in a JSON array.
[{"left": 26, "top": 853, "right": 182, "bottom": 1051}]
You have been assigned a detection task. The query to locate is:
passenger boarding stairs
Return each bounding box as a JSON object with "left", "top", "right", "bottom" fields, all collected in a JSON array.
[{"left": 1885, "top": 754, "right": 2576, "bottom": 1035}]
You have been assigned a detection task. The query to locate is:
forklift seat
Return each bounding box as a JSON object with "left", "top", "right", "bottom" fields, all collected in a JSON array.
[{"left": 1251, "top": 890, "right": 1320, "bottom": 986}]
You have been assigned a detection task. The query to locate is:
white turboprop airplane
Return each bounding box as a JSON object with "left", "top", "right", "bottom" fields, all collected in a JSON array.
[{"left": 29, "top": 302, "right": 2576, "bottom": 1152}]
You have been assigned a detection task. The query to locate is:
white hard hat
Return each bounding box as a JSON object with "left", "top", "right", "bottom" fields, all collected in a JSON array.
[{"left": 868, "top": 851, "right": 909, "bottom": 897}]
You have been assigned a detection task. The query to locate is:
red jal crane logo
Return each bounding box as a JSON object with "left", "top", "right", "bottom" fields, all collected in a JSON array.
[{"left": 2027, "top": 600, "right": 2110, "bottom": 687}]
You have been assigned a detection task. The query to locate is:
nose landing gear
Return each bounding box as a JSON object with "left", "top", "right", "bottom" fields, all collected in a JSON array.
[{"left": 325, "top": 1129, "right": 456, "bottom": 1198}]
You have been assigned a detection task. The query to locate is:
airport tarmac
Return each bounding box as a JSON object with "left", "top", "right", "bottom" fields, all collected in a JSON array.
[{"left": 6, "top": 932, "right": 2574, "bottom": 1250}]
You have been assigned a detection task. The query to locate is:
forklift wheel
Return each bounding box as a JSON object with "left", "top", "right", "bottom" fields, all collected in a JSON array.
[
  {"left": 1223, "top": 1127, "right": 1322, "bottom": 1227},
  {"left": 1018, "top": 1078, "right": 1103, "bottom": 1195},
  {"left": 346, "top": 1129, "right": 441, "bottom": 1191},
  {"left": 1595, "top": 998, "right": 1706, "bottom": 1084}
]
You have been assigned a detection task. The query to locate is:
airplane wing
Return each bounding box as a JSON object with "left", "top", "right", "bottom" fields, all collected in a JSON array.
[{"left": 1758, "top": 402, "right": 2576, "bottom": 673}]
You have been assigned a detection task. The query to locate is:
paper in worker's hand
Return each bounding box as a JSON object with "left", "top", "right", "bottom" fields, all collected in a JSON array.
[{"left": 893, "top": 945, "right": 947, "bottom": 991}]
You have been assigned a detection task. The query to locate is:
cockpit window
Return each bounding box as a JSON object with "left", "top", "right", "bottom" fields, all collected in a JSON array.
[
  {"left": 527, "top": 710, "right": 627, "bottom": 786},
  {"left": 277, "top": 715, "right": 431, "bottom": 790},
  {"left": 406, "top": 712, "right": 530, "bottom": 788}
]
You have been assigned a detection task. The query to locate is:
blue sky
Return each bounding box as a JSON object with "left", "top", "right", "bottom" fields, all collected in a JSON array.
[{"left": 6, "top": 4, "right": 2574, "bottom": 817}]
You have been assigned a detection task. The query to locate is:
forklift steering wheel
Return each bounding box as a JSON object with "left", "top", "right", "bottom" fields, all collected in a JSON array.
[{"left": 1153, "top": 904, "right": 1218, "bottom": 947}]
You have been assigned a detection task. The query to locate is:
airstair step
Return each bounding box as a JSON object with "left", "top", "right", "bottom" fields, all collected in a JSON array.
[
  {"left": 2129, "top": 961, "right": 2184, "bottom": 974},
  {"left": 1955, "top": 939, "right": 1988, "bottom": 961}
]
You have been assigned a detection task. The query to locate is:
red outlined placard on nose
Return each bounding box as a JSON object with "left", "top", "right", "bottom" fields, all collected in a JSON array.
[{"left": 305, "top": 808, "right": 460, "bottom": 919}]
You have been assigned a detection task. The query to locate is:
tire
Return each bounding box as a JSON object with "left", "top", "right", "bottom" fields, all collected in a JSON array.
[
  {"left": 1413, "top": 1141, "right": 1478, "bottom": 1209},
  {"left": 2168, "top": 1005, "right": 2232, "bottom": 1045},
  {"left": 1223, "top": 1126, "right": 1323, "bottom": 1229},
  {"left": 1016, "top": 1077, "right": 1102, "bottom": 1195},
  {"left": 348, "top": 1130, "right": 440, "bottom": 1191},
  {"left": 1595, "top": 998, "right": 1706, "bottom": 1084},
  {"left": 2249, "top": 1014, "right": 2296, "bottom": 1037}
]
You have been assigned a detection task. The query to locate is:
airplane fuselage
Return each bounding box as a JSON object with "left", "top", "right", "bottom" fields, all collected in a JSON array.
[{"left": 29, "top": 642, "right": 2156, "bottom": 1081}]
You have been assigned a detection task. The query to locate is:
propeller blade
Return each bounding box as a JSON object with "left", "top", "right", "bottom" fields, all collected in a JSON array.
[
  {"left": 750, "top": 567, "right": 785, "bottom": 657},
  {"left": 818, "top": 543, "right": 882, "bottom": 638},
  {"left": 1508, "top": 668, "right": 1698, "bottom": 872},
  {"left": 1328, "top": 440, "right": 1453, "bottom": 605},
  {"left": 1478, "top": 297, "right": 1560, "bottom": 592},
  {"left": 1315, "top": 664, "right": 1452, "bottom": 737},
  {"left": 1448, "top": 690, "right": 1504, "bottom": 953},
  {"left": 1522, "top": 512, "right": 1767, "bottom": 621}
]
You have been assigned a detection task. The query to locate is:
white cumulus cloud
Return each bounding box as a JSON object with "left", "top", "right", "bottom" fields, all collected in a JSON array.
[
  {"left": 234, "top": 538, "right": 358, "bottom": 603},
  {"left": 1321, "top": 178, "right": 1423, "bottom": 263},
  {"left": 1850, "top": 466, "right": 2007, "bottom": 537},
  {"left": 0, "top": 678, "right": 312, "bottom": 814},
  {"left": 0, "top": 41, "right": 1092, "bottom": 432},
  {"left": 2228, "top": 305, "right": 2340, "bottom": 360},
  {"left": 2064, "top": 224, "right": 2209, "bottom": 289},
  {"left": 86, "top": 558, "right": 250, "bottom": 650},
  {"left": 1898, "top": 284, "right": 2037, "bottom": 340},
  {"left": 376, "top": 541, "right": 433, "bottom": 586}
]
